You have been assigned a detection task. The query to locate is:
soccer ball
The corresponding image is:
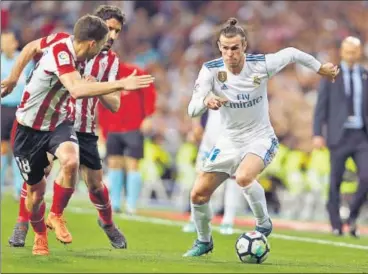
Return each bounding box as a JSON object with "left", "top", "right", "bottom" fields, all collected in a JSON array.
[{"left": 235, "top": 231, "right": 270, "bottom": 264}]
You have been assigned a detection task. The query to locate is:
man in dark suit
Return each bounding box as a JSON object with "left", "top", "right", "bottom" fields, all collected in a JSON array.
[{"left": 313, "top": 36, "right": 368, "bottom": 237}]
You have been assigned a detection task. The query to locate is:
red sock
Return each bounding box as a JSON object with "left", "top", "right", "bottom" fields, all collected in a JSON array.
[
  {"left": 89, "top": 184, "right": 112, "bottom": 225},
  {"left": 17, "top": 182, "right": 30, "bottom": 223},
  {"left": 29, "top": 201, "right": 46, "bottom": 233},
  {"left": 50, "top": 182, "right": 74, "bottom": 216}
]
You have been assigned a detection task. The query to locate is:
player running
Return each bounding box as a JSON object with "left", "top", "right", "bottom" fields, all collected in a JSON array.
[
  {"left": 5, "top": 6, "right": 153, "bottom": 252},
  {"left": 1, "top": 14, "right": 154, "bottom": 256},
  {"left": 183, "top": 17, "right": 339, "bottom": 257}
]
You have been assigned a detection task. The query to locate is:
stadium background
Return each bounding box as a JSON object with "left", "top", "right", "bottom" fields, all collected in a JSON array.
[{"left": 2, "top": 0, "right": 368, "bottom": 224}]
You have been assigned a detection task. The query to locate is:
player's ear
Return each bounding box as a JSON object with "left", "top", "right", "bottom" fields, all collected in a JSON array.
[
  {"left": 88, "top": 40, "right": 96, "bottom": 49},
  {"left": 243, "top": 40, "right": 247, "bottom": 52},
  {"left": 217, "top": 40, "right": 221, "bottom": 52}
]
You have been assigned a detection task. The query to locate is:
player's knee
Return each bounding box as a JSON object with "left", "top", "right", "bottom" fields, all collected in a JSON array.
[
  {"left": 61, "top": 156, "right": 79, "bottom": 175},
  {"left": 236, "top": 172, "right": 255, "bottom": 187},
  {"left": 190, "top": 189, "right": 210, "bottom": 205},
  {"left": 107, "top": 156, "right": 123, "bottom": 169},
  {"left": 126, "top": 157, "right": 139, "bottom": 171}
]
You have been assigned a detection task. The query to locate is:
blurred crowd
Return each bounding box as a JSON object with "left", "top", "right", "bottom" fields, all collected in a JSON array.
[{"left": 2, "top": 1, "right": 368, "bottom": 221}]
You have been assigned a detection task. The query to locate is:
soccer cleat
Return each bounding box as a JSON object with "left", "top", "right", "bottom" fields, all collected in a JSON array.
[
  {"left": 8, "top": 221, "right": 29, "bottom": 247},
  {"left": 46, "top": 214, "right": 72, "bottom": 244},
  {"left": 98, "top": 219, "right": 127, "bottom": 249},
  {"left": 219, "top": 224, "right": 234, "bottom": 235},
  {"left": 32, "top": 232, "right": 49, "bottom": 256},
  {"left": 182, "top": 222, "right": 196, "bottom": 233},
  {"left": 255, "top": 218, "right": 273, "bottom": 237},
  {"left": 183, "top": 238, "right": 213, "bottom": 257}
]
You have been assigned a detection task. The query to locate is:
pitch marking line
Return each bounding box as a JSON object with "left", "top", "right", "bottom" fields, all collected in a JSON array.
[{"left": 68, "top": 206, "right": 368, "bottom": 251}]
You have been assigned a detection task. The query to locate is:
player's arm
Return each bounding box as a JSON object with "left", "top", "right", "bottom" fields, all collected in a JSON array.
[
  {"left": 98, "top": 58, "right": 121, "bottom": 112},
  {"left": 7, "top": 38, "right": 44, "bottom": 80},
  {"left": 60, "top": 70, "right": 153, "bottom": 99},
  {"left": 1, "top": 33, "right": 69, "bottom": 97},
  {"left": 265, "top": 47, "right": 339, "bottom": 81},
  {"left": 0, "top": 38, "right": 43, "bottom": 97},
  {"left": 98, "top": 92, "right": 121, "bottom": 112},
  {"left": 188, "top": 65, "right": 217, "bottom": 117}
]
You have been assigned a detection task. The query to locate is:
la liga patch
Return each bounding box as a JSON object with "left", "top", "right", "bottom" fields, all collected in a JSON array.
[{"left": 57, "top": 51, "right": 70, "bottom": 66}]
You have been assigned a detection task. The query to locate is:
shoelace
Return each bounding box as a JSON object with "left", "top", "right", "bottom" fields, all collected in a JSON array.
[
  {"left": 13, "top": 228, "right": 26, "bottom": 239},
  {"left": 35, "top": 236, "right": 48, "bottom": 247},
  {"left": 55, "top": 216, "right": 68, "bottom": 233}
]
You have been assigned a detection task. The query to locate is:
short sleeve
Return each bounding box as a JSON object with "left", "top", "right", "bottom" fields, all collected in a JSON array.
[
  {"left": 40, "top": 32, "right": 70, "bottom": 50},
  {"left": 51, "top": 44, "right": 76, "bottom": 76}
]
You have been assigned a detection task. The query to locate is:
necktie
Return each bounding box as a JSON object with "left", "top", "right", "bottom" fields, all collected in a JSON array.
[{"left": 348, "top": 69, "right": 355, "bottom": 117}]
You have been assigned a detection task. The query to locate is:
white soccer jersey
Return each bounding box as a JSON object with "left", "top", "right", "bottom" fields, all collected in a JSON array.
[
  {"left": 188, "top": 47, "right": 322, "bottom": 142},
  {"left": 188, "top": 47, "right": 322, "bottom": 175},
  {"left": 74, "top": 50, "right": 119, "bottom": 134},
  {"left": 16, "top": 35, "right": 80, "bottom": 131}
]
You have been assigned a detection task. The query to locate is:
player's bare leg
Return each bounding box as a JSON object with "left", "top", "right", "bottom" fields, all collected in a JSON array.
[
  {"left": 46, "top": 142, "right": 79, "bottom": 244},
  {"left": 183, "top": 171, "right": 228, "bottom": 257},
  {"left": 80, "top": 165, "right": 127, "bottom": 249},
  {"left": 235, "top": 153, "right": 272, "bottom": 237},
  {"left": 26, "top": 179, "right": 49, "bottom": 255},
  {"left": 9, "top": 154, "right": 54, "bottom": 247}
]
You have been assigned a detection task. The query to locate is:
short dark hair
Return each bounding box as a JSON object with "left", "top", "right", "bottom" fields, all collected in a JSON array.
[
  {"left": 218, "top": 17, "right": 248, "bottom": 42},
  {"left": 93, "top": 5, "right": 126, "bottom": 25},
  {"left": 73, "top": 14, "right": 109, "bottom": 42}
]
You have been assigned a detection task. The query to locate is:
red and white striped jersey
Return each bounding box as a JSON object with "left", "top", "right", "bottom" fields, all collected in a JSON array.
[
  {"left": 16, "top": 34, "right": 82, "bottom": 131},
  {"left": 74, "top": 50, "right": 119, "bottom": 134}
]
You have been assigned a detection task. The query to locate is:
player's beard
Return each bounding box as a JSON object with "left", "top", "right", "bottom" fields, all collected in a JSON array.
[{"left": 101, "top": 38, "right": 114, "bottom": 52}]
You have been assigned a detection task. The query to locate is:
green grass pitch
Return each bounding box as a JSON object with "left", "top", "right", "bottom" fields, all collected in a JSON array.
[{"left": 2, "top": 195, "right": 368, "bottom": 273}]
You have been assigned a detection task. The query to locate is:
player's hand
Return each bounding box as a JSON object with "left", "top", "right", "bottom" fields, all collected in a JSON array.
[
  {"left": 204, "top": 95, "right": 228, "bottom": 110},
  {"left": 318, "top": 63, "right": 340, "bottom": 83},
  {"left": 1, "top": 77, "right": 18, "bottom": 98},
  {"left": 312, "top": 136, "right": 326, "bottom": 149},
  {"left": 120, "top": 69, "right": 155, "bottom": 91}
]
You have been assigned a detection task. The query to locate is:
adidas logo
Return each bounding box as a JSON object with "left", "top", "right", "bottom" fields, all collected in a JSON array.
[{"left": 221, "top": 84, "right": 228, "bottom": 90}]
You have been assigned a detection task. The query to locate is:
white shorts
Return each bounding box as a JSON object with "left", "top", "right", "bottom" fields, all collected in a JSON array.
[
  {"left": 200, "top": 135, "right": 279, "bottom": 176},
  {"left": 195, "top": 140, "right": 216, "bottom": 172}
]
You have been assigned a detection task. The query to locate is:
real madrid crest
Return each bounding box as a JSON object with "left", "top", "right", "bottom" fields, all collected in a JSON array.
[
  {"left": 218, "top": 71, "right": 227, "bottom": 83},
  {"left": 253, "top": 75, "right": 261, "bottom": 86}
]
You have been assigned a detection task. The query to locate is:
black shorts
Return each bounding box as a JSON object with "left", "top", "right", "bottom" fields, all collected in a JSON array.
[
  {"left": 77, "top": 132, "right": 102, "bottom": 170},
  {"left": 1, "top": 106, "right": 17, "bottom": 141},
  {"left": 106, "top": 130, "right": 144, "bottom": 159},
  {"left": 13, "top": 121, "right": 78, "bottom": 185}
]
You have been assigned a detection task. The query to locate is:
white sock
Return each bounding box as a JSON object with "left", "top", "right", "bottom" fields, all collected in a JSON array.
[
  {"left": 242, "top": 180, "right": 270, "bottom": 228},
  {"left": 191, "top": 202, "right": 213, "bottom": 242},
  {"left": 222, "top": 178, "right": 240, "bottom": 225}
]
